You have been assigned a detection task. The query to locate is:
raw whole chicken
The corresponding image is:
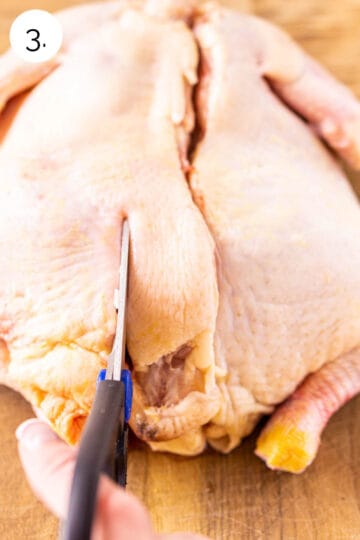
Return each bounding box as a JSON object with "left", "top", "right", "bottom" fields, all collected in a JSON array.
[{"left": 1, "top": 0, "right": 360, "bottom": 473}]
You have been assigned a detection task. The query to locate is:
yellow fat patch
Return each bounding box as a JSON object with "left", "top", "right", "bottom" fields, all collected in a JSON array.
[
  {"left": 255, "top": 424, "right": 314, "bottom": 474},
  {"left": 149, "top": 428, "right": 206, "bottom": 456}
]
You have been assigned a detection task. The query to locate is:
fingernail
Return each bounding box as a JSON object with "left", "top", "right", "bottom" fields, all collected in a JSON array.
[{"left": 16, "top": 419, "right": 58, "bottom": 450}]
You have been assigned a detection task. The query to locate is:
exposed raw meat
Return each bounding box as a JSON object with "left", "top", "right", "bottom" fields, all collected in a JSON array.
[{"left": 1, "top": 0, "right": 360, "bottom": 472}]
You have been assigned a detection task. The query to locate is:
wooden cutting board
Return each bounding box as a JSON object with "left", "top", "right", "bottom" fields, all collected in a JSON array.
[{"left": 1, "top": 1, "right": 360, "bottom": 539}]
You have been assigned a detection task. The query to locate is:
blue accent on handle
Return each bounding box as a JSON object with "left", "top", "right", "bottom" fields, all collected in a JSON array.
[
  {"left": 97, "top": 369, "right": 107, "bottom": 383},
  {"left": 96, "top": 368, "right": 133, "bottom": 422},
  {"left": 121, "top": 369, "right": 133, "bottom": 422}
]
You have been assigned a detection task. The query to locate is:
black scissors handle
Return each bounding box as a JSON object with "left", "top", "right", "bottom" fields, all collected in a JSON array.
[{"left": 62, "top": 379, "right": 125, "bottom": 540}]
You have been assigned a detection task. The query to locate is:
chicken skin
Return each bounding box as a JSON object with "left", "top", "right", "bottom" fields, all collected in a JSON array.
[
  {"left": 0, "top": 1, "right": 220, "bottom": 450},
  {"left": 190, "top": 4, "right": 360, "bottom": 470},
  {"left": 1, "top": 0, "right": 360, "bottom": 472}
]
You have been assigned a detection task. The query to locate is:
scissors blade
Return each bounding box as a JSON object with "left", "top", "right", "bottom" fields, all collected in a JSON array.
[{"left": 106, "top": 219, "right": 130, "bottom": 381}]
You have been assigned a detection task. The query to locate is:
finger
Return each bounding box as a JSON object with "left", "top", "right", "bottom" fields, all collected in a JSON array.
[
  {"left": 16, "top": 419, "right": 155, "bottom": 540},
  {"left": 16, "top": 418, "right": 75, "bottom": 518},
  {"left": 254, "top": 17, "right": 360, "bottom": 168}
]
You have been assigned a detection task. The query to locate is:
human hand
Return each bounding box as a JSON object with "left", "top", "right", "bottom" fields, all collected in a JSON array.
[{"left": 16, "top": 419, "right": 210, "bottom": 540}]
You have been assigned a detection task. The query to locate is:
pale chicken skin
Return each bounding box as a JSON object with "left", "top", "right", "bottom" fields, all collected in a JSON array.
[
  {"left": 0, "top": 2, "right": 220, "bottom": 448},
  {"left": 1, "top": 0, "right": 360, "bottom": 472},
  {"left": 190, "top": 5, "right": 360, "bottom": 469}
]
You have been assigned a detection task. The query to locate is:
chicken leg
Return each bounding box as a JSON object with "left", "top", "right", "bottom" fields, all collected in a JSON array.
[{"left": 256, "top": 347, "right": 360, "bottom": 472}]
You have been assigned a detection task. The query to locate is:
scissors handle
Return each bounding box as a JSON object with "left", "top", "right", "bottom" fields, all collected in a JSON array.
[{"left": 62, "top": 379, "right": 125, "bottom": 540}]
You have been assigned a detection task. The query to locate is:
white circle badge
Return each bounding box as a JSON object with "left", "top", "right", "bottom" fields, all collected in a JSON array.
[{"left": 10, "top": 10, "right": 63, "bottom": 63}]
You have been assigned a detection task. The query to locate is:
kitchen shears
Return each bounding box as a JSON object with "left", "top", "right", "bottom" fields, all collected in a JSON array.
[{"left": 62, "top": 219, "right": 133, "bottom": 540}]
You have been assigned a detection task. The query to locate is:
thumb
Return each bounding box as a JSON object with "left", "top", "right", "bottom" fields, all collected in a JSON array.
[
  {"left": 16, "top": 419, "right": 155, "bottom": 539},
  {"left": 16, "top": 418, "right": 74, "bottom": 518}
]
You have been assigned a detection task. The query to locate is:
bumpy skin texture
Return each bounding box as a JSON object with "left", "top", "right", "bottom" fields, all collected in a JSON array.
[
  {"left": 190, "top": 5, "right": 360, "bottom": 457},
  {"left": 0, "top": 2, "right": 220, "bottom": 448},
  {"left": 1, "top": 0, "right": 360, "bottom": 470}
]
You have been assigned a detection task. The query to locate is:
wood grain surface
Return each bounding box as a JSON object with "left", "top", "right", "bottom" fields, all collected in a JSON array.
[{"left": 1, "top": 1, "right": 360, "bottom": 539}]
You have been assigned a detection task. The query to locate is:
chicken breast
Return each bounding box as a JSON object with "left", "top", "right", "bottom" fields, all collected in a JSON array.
[
  {"left": 0, "top": 2, "right": 220, "bottom": 451},
  {"left": 190, "top": 4, "right": 360, "bottom": 461},
  {"left": 1, "top": 0, "right": 360, "bottom": 472}
]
